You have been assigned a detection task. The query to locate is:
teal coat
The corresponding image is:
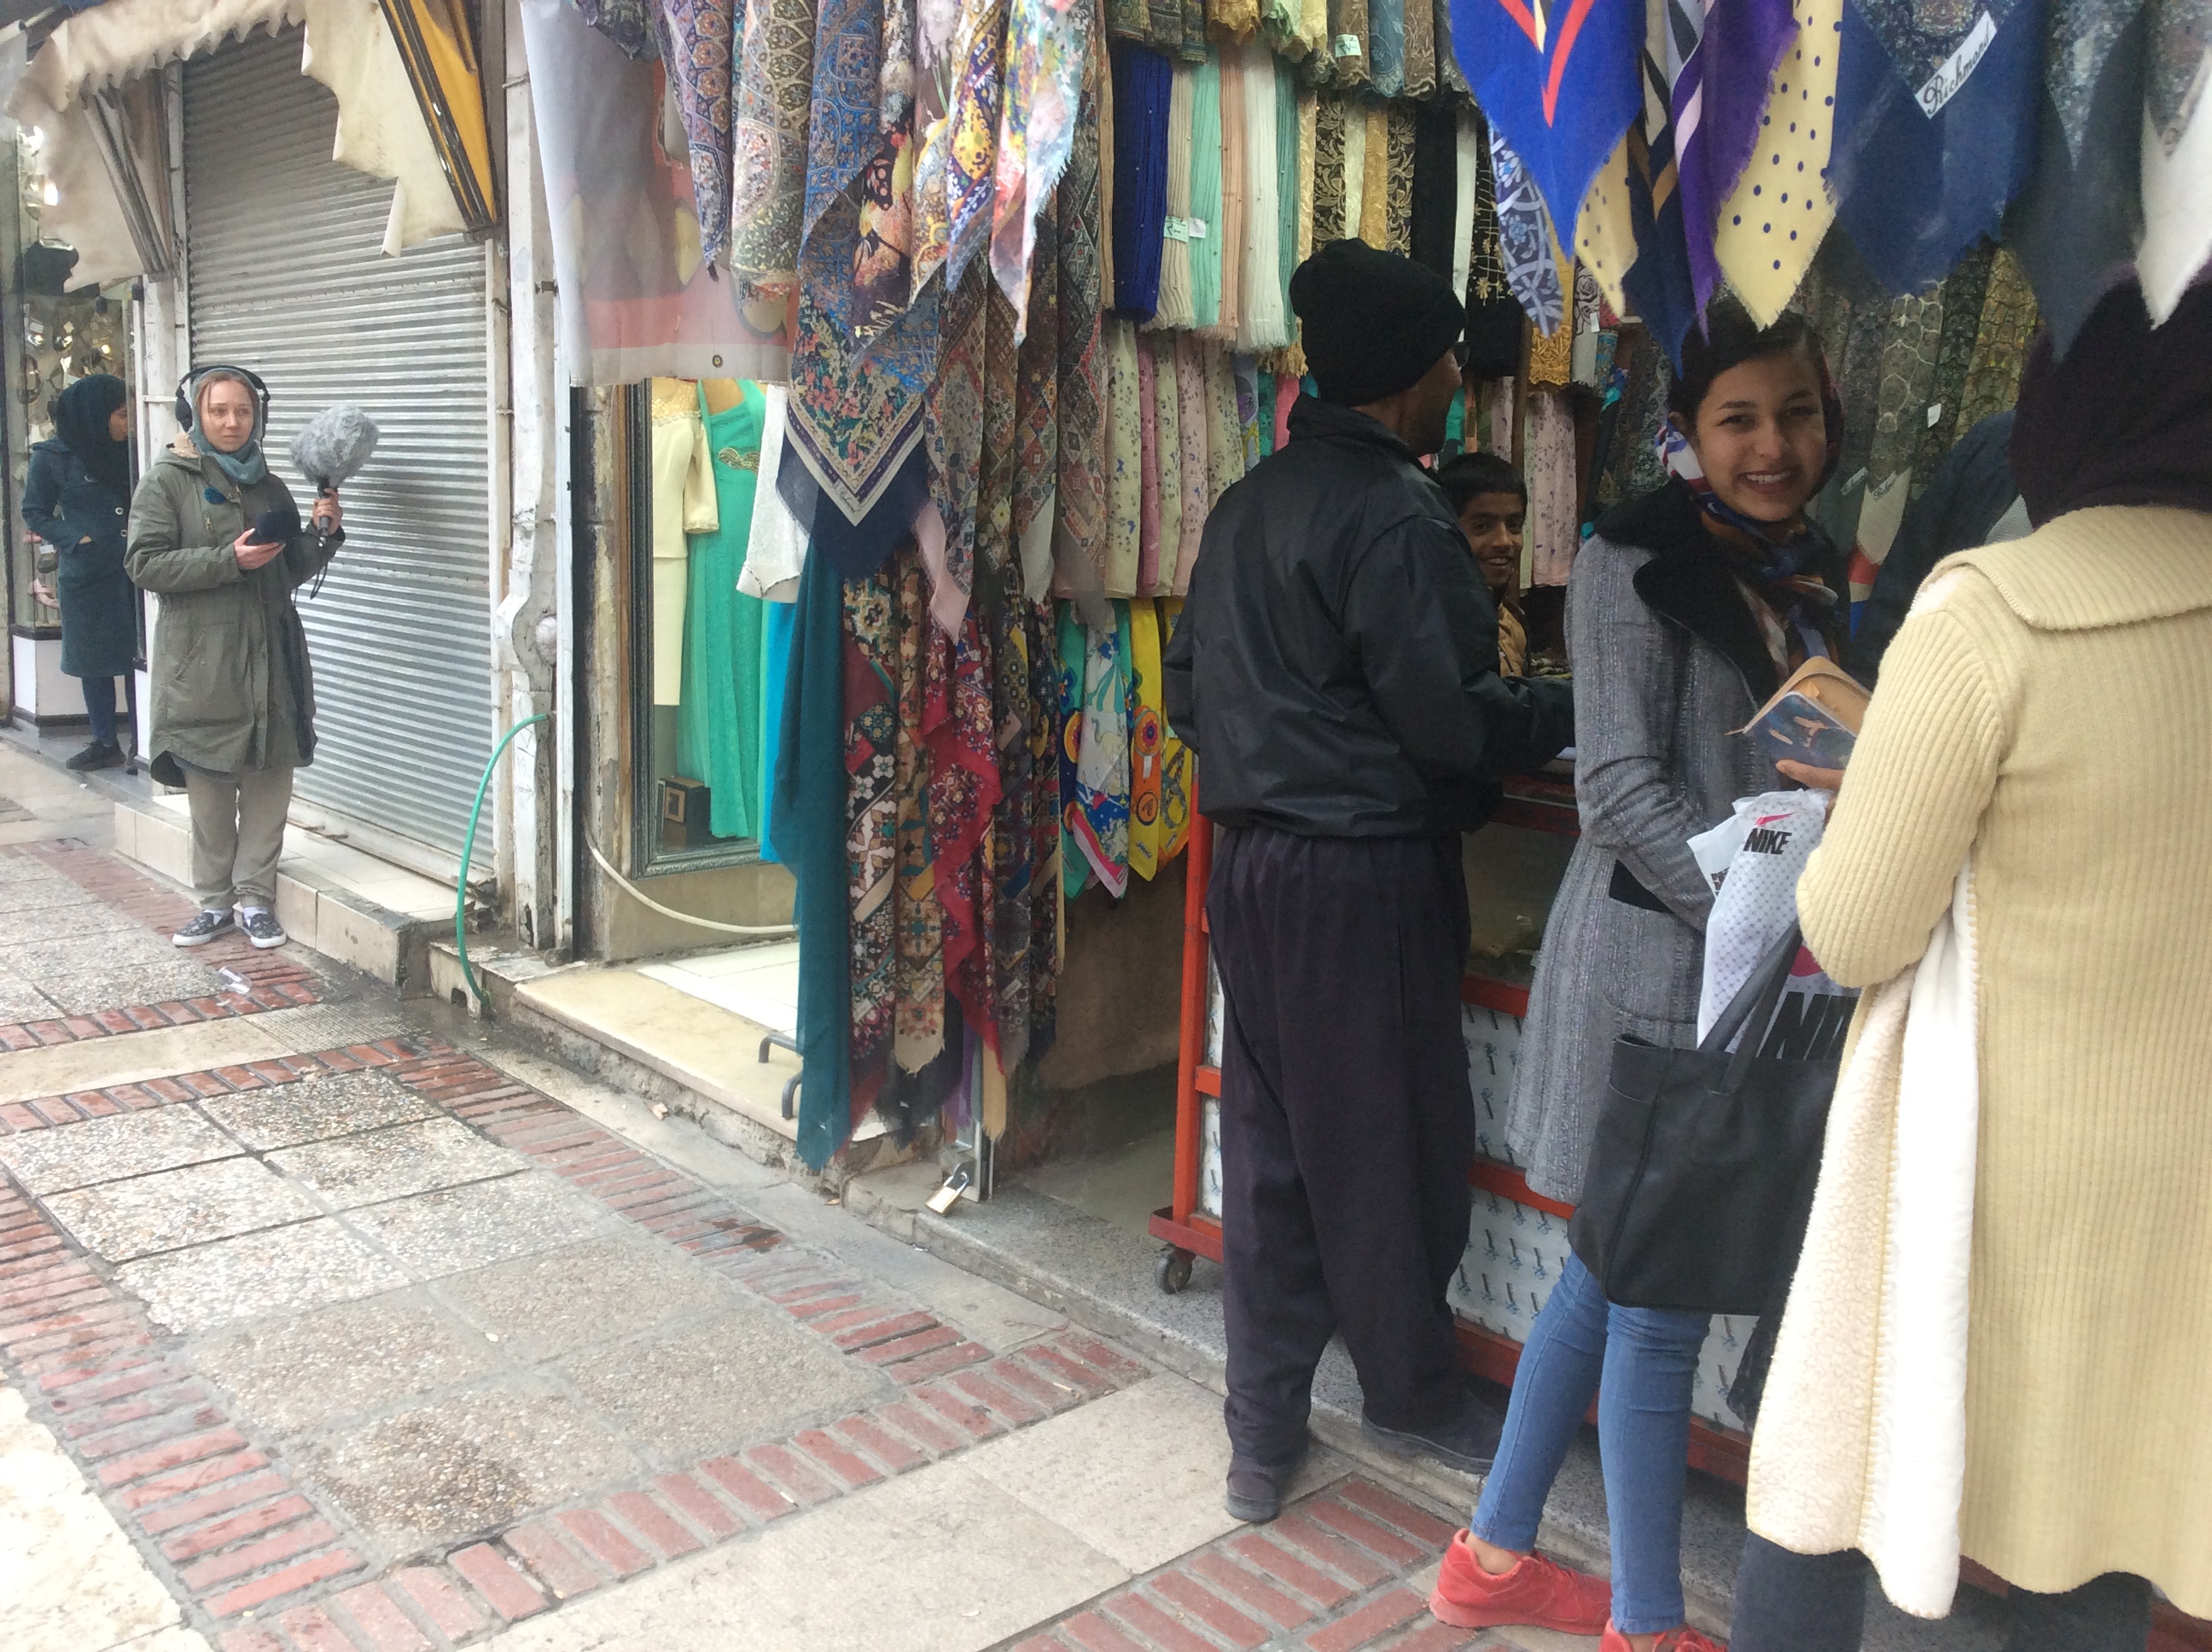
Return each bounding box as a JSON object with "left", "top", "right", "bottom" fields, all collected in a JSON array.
[{"left": 23, "top": 439, "right": 136, "bottom": 678}]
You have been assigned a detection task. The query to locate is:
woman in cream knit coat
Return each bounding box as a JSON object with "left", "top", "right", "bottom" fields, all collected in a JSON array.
[{"left": 1732, "top": 280, "right": 2212, "bottom": 1649}]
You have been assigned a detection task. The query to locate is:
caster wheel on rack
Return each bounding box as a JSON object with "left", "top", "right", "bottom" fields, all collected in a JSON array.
[{"left": 1156, "top": 1248, "right": 1194, "bottom": 1294}]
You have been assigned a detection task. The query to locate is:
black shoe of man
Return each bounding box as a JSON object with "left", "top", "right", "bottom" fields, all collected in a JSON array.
[
  {"left": 1224, "top": 1445, "right": 1308, "bottom": 1524},
  {"left": 1360, "top": 1391, "right": 1505, "bottom": 1475},
  {"left": 65, "top": 740, "right": 123, "bottom": 773}
]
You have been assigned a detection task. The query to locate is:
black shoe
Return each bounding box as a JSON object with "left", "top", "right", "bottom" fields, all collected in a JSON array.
[
  {"left": 173, "top": 909, "right": 236, "bottom": 947},
  {"left": 237, "top": 908, "right": 288, "bottom": 950},
  {"left": 65, "top": 740, "right": 123, "bottom": 772},
  {"left": 1225, "top": 1446, "right": 1307, "bottom": 1524},
  {"left": 1361, "top": 1393, "right": 1505, "bottom": 1475}
]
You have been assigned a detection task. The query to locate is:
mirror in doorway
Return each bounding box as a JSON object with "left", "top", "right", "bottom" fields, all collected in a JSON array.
[{"left": 627, "top": 375, "right": 777, "bottom": 873}]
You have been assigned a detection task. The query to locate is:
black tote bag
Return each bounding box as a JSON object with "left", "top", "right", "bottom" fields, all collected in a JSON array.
[{"left": 1568, "top": 922, "right": 1843, "bottom": 1314}]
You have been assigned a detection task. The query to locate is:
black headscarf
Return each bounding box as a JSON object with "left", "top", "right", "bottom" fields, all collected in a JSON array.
[
  {"left": 2009, "top": 276, "right": 2212, "bottom": 528},
  {"left": 51, "top": 373, "right": 130, "bottom": 499}
]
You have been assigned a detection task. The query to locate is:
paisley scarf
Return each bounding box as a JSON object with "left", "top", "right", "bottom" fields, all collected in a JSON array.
[
  {"left": 1014, "top": 200, "right": 1062, "bottom": 602},
  {"left": 1489, "top": 126, "right": 1567, "bottom": 337},
  {"left": 730, "top": 0, "right": 814, "bottom": 283},
  {"left": 661, "top": 0, "right": 738, "bottom": 265},
  {"left": 892, "top": 543, "right": 946, "bottom": 1072},
  {"left": 944, "top": 0, "right": 1009, "bottom": 290}
]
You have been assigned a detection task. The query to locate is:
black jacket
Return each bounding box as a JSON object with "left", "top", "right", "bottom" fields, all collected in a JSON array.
[
  {"left": 1161, "top": 397, "right": 1574, "bottom": 837},
  {"left": 1846, "top": 410, "right": 2020, "bottom": 685}
]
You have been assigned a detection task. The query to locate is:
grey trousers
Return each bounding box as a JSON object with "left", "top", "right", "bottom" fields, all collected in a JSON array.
[{"left": 183, "top": 765, "right": 294, "bottom": 909}]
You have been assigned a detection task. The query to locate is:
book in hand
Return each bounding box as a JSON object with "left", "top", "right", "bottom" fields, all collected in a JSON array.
[{"left": 1736, "top": 658, "right": 1870, "bottom": 769}]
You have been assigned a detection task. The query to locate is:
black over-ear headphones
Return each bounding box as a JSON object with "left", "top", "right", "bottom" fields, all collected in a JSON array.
[{"left": 175, "top": 365, "right": 270, "bottom": 431}]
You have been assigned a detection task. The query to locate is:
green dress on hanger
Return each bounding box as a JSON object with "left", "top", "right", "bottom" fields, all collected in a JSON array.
[{"left": 678, "top": 382, "right": 768, "bottom": 841}]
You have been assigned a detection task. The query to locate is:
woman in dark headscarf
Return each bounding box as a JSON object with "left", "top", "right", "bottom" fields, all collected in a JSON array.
[{"left": 22, "top": 373, "right": 137, "bottom": 771}]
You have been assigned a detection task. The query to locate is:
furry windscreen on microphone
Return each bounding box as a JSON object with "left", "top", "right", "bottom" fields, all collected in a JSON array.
[{"left": 289, "top": 403, "right": 380, "bottom": 489}]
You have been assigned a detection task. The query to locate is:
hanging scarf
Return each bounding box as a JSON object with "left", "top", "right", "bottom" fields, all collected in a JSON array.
[
  {"left": 1159, "top": 596, "right": 1194, "bottom": 859},
  {"left": 1237, "top": 45, "right": 1287, "bottom": 351},
  {"left": 777, "top": 550, "right": 854, "bottom": 1171},
  {"left": 187, "top": 369, "right": 268, "bottom": 486},
  {"left": 53, "top": 373, "right": 129, "bottom": 498},
  {"left": 1014, "top": 195, "right": 1062, "bottom": 602},
  {"left": 944, "top": 0, "right": 1010, "bottom": 289},
  {"left": 846, "top": 561, "right": 902, "bottom": 1079},
  {"left": 1357, "top": 105, "right": 1388, "bottom": 246},
  {"left": 1109, "top": 43, "right": 1173, "bottom": 317},
  {"left": 2136, "top": 0, "right": 2212, "bottom": 328},
  {"left": 1369, "top": 0, "right": 1405, "bottom": 95},
  {"left": 661, "top": 0, "right": 739, "bottom": 264},
  {"left": 1150, "top": 332, "right": 1184, "bottom": 589},
  {"left": 1152, "top": 60, "right": 1198, "bottom": 329},
  {"left": 1382, "top": 102, "right": 1414, "bottom": 254},
  {"left": 1954, "top": 246, "right": 2040, "bottom": 433},
  {"left": 1187, "top": 55, "right": 1225, "bottom": 330},
  {"left": 1489, "top": 128, "right": 1566, "bottom": 336},
  {"left": 1171, "top": 333, "right": 1208, "bottom": 593},
  {"left": 1057, "top": 605, "right": 1096, "bottom": 899},
  {"left": 1665, "top": 0, "right": 1800, "bottom": 319},
  {"left": 1827, "top": 0, "right": 2041, "bottom": 295},
  {"left": 1330, "top": 0, "right": 1371, "bottom": 90},
  {"left": 1214, "top": 56, "right": 1245, "bottom": 340},
  {"left": 1103, "top": 319, "right": 1144, "bottom": 597},
  {"left": 577, "top": 0, "right": 662, "bottom": 55},
  {"left": 730, "top": 0, "right": 814, "bottom": 283},
  {"left": 1400, "top": 0, "right": 1435, "bottom": 96},
  {"left": 1072, "top": 605, "right": 1133, "bottom": 894},
  {"left": 892, "top": 544, "right": 948, "bottom": 1072},
  {"left": 1707, "top": 0, "right": 1841, "bottom": 325},
  {"left": 926, "top": 265, "right": 990, "bottom": 631},
  {"left": 1126, "top": 599, "right": 1166, "bottom": 879},
  {"left": 1311, "top": 94, "right": 1348, "bottom": 242},
  {"left": 925, "top": 612, "right": 1005, "bottom": 1056},
  {"left": 1447, "top": 0, "right": 1638, "bottom": 258},
  {"left": 991, "top": 0, "right": 1095, "bottom": 337},
  {"left": 1409, "top": 102, "right": 1458, "bottom": 280},
  {"left": 988, "top": 596, "right": 1055, "bottom": 1066}
]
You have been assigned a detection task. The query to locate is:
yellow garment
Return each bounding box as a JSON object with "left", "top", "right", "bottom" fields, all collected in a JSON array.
[
  {"left": 649, "top": 378, "right": 719, "bottom": 706},
  {"left": 1159, "top": 597, "right": 1192, "bottom": 861},
  {"left": 1495, "top": 602, "right": 1527, "bottom": 677},
  {"left": 1341, "top": 104, "right": 1365, "bottom": 239},
  {"left": 1528, "top": 279, "right": 1575, "bottom": 382},
  {"left": 1575, "top": 136, "right": 1639, "bottom": 320},
  {"left": 1358, "top": 104, "right": 1389, "bottom": 247},
  {"left": 1714, "top": 0, "right": 1840, "bottom": 324},
  {"left": 1127, "top": 602, "right": 1165, "bottom": 881},
  {"left": 1789, "top": 508, "right": 2212, "bottom": 1616}
]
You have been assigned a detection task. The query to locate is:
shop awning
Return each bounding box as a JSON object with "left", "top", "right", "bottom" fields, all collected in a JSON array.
[{"left": 373, "top": 0, "right": 495, "bottom": 234}]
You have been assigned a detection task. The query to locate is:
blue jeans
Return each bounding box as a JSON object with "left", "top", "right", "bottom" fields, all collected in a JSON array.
[{"left": 1471, "top": 1248, "right": 1709, "bottom": 1635}]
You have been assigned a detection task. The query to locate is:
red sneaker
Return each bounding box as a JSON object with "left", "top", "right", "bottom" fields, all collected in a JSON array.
[
  {"left": 1600, "top": 1622, "right": 1728, "bottom": 1650},
  {"left": 1429, "top": 1529, "right": 1610, "bottom": 1633}
]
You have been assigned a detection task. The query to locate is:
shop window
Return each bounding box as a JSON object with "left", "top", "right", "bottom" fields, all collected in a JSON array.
[
  {"left": 625, "top": 376, "right": 774, "bottom": 874},
  {"left": 3, "top": 125, "right": 136, "bottom": 638}
]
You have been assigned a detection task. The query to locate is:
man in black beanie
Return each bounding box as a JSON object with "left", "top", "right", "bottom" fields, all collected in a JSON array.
[{"left": 1164, "top": 239, "right": 1573, "bottom": 1522}]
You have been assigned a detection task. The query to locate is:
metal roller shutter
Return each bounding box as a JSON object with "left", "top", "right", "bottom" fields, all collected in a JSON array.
[{"left": 183, "top": 27, "right": 492, "bottom": 857}]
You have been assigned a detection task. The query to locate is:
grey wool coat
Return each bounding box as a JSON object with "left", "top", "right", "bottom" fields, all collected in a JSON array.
[
  {"left": 126, "top": 435, "right": 338, "bottom": 781},
  {"left": 1506, "top": 483, "right": 1840, "bottom": 1203}
]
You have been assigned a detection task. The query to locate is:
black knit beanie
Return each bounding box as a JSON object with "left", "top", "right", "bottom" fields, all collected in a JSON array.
[{"left": 1290, "top": 238, "right": 1468, "bottom": 406}]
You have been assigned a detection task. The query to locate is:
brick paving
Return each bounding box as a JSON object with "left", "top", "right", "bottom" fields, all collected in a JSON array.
[{"left": 2, "top": 1025, "right": 1155, "bottom": 1650}]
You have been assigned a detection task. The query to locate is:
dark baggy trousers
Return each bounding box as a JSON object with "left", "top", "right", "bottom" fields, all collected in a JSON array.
[
  {"left": 1731, "top": 1534, "right": 2152, "bottom": 1652},
  {"left": 1209, "top": 825, "right": 1475, "bottom": 1465}
]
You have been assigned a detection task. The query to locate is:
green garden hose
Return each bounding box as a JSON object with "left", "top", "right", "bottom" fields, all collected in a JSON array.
[{"left": 456, "top": 713, "right": 549, "bottom": 1008}]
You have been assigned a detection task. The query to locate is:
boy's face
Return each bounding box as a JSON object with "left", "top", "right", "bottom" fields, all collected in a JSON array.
[{"left": 1458, "top": 491, "right": 1525, "bottom": 596}]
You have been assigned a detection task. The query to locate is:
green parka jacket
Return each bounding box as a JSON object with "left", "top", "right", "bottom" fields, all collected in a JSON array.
[{"left": 125, "top": 434, "right": 340, "bottom": 780}]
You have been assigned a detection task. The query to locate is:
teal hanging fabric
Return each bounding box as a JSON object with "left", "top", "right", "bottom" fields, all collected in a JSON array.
[
  {"left": 775, "top": 551, "right": 853, "bottom": 1169},
  {"left": 677, "top": 384, "right": 768, "bottom": 840},
  {"left": 1187, "top": 54, "right": 1225, "bottom": 330},
  {"left": 757, "top": 599, "right": 798, "bottom": 863}
]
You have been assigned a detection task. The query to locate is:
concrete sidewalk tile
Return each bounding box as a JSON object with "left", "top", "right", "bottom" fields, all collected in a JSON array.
[
  {"left": 562, "top": 1305, "right": 887, "bottom": 1462},
  {"left": 1, "top": 1385, "right": 187, "bottom": 1652},
  {"left": 48, "top": 1159, "right": 320, "bottom": 1260},
  {"left": 435, "top": 1233, "right": 732, "bottom": 1363},
  {"left": 194, "top": 1292, "right": 500, "bottom": 1436},
  {"left": 272, "top": 1119, "right": 520, "bottom": 1208},
  {"left": 0, "top": 1018, "right": 289, "bottom": 1108},
  {"left": 472, "top": 1462, "right": 1126, "bottom": 1652},
  {"left": 0, "top": 1104, "right": 241, "bottom": 1194},
  {"left": 118, "top": 1219, "right": 408, "bottom": 1332},
  {"left": 961, "top": 1376, "right": 1241, "bottom": 1573},
  {"left": 201, "top": 1070, "right": 438, "bottom": 1150},
  {"left": 344, "top": 1172, "right": 614, "bottom": 1278},
  {"left": 447, "top": 1544, "right": 548, "bottom": 1621},
  {"left": 290, "top": 1384, "right": 640, "bottom": 1556}
]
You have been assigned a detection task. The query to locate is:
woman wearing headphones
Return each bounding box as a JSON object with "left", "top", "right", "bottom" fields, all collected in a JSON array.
[{"left": 126, "top": 367, "right": 341, "bottom": 950}]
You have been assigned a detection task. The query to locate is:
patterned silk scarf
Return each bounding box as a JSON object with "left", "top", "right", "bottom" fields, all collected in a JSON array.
[
  {"left": 661, "top": 0, "right": 738, "bottom": 264},
  {"left": 731, "top": 0, "right": 815, "bottom": 283},
  {"left": 991, "top": 0, "right": 1095, "bottom": 337}
]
